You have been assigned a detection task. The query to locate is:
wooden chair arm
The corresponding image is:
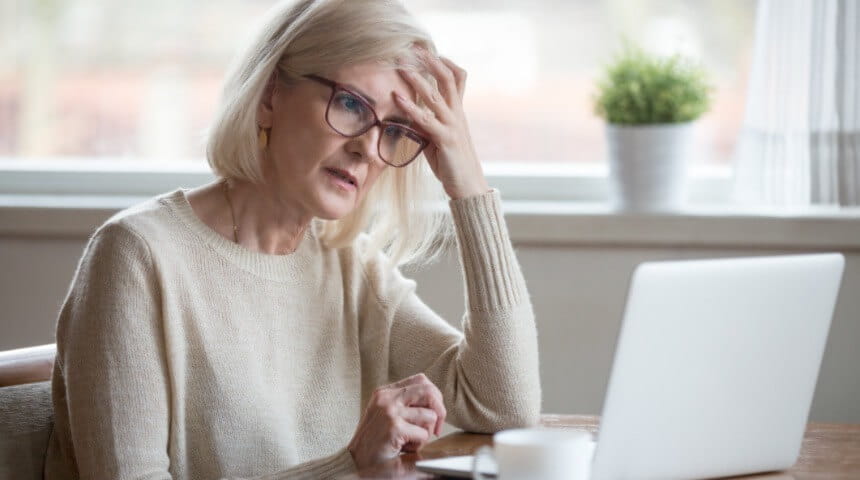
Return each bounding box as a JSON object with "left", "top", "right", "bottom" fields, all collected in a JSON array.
[{"left": 0, "top": 344, "right": 56, "bottom": 387}]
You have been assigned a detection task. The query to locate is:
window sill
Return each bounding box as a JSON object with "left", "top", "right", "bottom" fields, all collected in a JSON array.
[
  {"left": 2, "top": 194, "right": 859, "bottom": 250},
  {"left": 502, "top": 201, "right": 860, "bottom": 250}
]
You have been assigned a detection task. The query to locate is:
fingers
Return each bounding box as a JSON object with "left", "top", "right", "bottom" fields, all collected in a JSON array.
[
  {"left": 394, "top": 51, "right": 468, "bottom": 148},
  {"left": 413, "top": 48, "right": 466, "bottom": 105},
  {"left": 398, "top": 69, "right": 450, "bottom": 122},
  {"left": 396, "top": 382, "right": 446, "bottom": 436},
  {"left": 380, "top": 373, "right": 447, "bottom": 436},
  {"left": 396, "top": 419, "right": 431, "bottom": 452},
  {"left": 438, "top": 57, "right": 467, "bottom": 101},
  {"left": 393, "top": 90, "right": 445, "bottom": 141},
  {"left": 350, "top": 375, "right": 447, "bottom": 468},
  {"left": 417, "top": 51, "right": 458, "bottom": 105},
  {"left": 400, "top": 406, "right": 438, "bottom": 436}
]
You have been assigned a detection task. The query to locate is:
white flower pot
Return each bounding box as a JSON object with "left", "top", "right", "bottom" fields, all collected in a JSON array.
[{"left": 606, "top": 122, "right": 694, "bottom": 213}]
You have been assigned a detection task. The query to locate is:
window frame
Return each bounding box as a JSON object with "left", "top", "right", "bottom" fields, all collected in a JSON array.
[{"left": 0, "top": 158, "right": 732, "bottom": 204}]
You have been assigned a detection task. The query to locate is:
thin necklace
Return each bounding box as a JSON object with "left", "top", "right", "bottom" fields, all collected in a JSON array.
[{"left": 222, "top": 179, "right": 239, "bottom": 244}]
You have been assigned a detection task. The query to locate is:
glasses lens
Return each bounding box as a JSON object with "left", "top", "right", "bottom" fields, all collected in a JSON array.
[
  {"left": 380, "top": 124, "right": 424, "bottom": 166},
  {"left": 328, "top": 90, "right": 374, "bottom": 135},
  {"left": 325, "top": 86, "right": 425, "bottom": 166}
]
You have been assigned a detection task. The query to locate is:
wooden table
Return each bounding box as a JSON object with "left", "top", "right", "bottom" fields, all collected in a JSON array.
[{"left": 345, "top": 414, "right": 860, "bottom": 479}]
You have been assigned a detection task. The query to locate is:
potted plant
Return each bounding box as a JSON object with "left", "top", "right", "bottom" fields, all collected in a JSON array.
[{"left": 594, "top": 44, "right": 711, "bottom": 212}]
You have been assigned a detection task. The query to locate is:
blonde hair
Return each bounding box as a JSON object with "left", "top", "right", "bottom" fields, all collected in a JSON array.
[{"left": 206, "top": 0, "right": 452, "bottom": 266}]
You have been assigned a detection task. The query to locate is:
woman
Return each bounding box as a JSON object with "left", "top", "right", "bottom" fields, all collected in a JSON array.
[{"left": 45, "top": 0, "right": 541, "bottom": 478}]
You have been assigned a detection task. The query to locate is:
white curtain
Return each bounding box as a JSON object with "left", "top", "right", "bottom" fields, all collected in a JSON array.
[{"left": 734, "top": 0, "right": 859, "bottom": 207}]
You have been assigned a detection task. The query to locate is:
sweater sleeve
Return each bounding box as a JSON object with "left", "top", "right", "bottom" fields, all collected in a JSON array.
[
  {"left": 371, "top": 189, "right": 542, "bottom": 433},
  {"left": 240, "top": 448, "right": 356, "bottom": 480},
  {"left": 54, "top": 222, "right": 173, "bottom": 479},
  {"left": 55, "top": 222, "right": 359, "bottom": 480}
]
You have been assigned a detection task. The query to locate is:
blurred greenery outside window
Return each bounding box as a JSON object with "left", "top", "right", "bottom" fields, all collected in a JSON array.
[{"left": 0, "top": 0, "right": 754, "bottom": 173}]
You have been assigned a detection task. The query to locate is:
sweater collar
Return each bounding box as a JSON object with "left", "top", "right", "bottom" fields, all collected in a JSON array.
[{"left": 162, "top": 189, "right": 319, "bottom": 282}]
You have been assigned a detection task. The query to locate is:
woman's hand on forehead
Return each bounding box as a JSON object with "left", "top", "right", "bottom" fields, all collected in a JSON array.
[{"left": 393, "top": 49, "right": 489, "bottom": 200}]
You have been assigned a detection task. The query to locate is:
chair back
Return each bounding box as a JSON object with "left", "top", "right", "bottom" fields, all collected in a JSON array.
[{"left": 0, "top": 381, "right": 53, "bottom": 480}]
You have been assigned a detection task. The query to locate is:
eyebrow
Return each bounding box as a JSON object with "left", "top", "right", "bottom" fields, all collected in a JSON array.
[{"left": 342, "top": 82, "right": 413, "bottom": 126}]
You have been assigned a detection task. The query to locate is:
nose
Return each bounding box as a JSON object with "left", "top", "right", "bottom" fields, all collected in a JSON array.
[{"left": 345, "top": 124, "right": 382, "bottom": 164}]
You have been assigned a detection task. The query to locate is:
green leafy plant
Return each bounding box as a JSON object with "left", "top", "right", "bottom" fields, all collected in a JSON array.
[{"left": 594, "top": 44, "right": 712, "bottom": 125}]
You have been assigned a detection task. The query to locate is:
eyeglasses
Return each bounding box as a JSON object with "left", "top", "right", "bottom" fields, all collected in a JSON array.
[{"left": 305, "top": 74, "right": 429, "bottom": 168}]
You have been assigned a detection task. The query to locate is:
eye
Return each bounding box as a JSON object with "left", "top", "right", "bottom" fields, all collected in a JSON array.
[
  {"left": 383, "top": 125, "right": 404, "bottom": 139},
  {"left": 335, "top": 91, "right": 366, "bottom": 115}
]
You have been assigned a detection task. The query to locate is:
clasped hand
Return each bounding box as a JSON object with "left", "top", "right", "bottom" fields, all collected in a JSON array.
[{"left": 347, "top": 373, "right": 447, "bottom": 469}]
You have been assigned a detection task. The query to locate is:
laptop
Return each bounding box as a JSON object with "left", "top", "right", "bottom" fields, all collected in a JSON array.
[{"left": 417, "top": 253, "right": 845, "bottom": 479}]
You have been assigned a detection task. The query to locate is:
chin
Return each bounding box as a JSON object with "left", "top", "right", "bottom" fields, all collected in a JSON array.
[
  {"left": 315, "top": 196, "right": 359, "bottom": 221},
  {"left": 317, "top": 209, "right": 352, "bottom": 221}
]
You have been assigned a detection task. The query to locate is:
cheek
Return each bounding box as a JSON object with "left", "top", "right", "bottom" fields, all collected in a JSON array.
[
  {"left": 272, "top": 122, "right": 338, "bottom": 171},
  {"left": 363, "top": 163, "right": 388, "bottom": 191},
  {"left": 269, "top": 96, "right": 336, "bottom": 168}
]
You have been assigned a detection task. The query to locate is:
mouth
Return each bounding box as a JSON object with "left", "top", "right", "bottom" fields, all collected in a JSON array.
[{"left": 324, "top": 167, "right": 359, "bottom": 190}]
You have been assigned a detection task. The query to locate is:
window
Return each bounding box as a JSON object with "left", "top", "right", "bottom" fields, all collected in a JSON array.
[
  {"left": 0, "top": 0, "right": 755, "bottom": 199},
  {"left": 409, "top": 0, "right": 755, "bottom": 167}
]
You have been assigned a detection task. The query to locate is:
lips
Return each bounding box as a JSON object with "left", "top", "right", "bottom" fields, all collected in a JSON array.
[{"left": 324, "top": 167, "right": 358, "bottom": 187}]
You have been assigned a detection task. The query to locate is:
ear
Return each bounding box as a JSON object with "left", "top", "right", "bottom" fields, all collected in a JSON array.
[{"left": 256, "top": 72, "right": 279, "bottom": 129}]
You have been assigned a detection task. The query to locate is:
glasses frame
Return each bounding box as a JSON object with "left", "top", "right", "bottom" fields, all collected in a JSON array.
[{"left": 305, "top": 74, "right": 430, "bottom": 168}]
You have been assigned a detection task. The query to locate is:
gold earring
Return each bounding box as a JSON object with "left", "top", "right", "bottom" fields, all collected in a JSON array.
[{"left": 258, "top": 128, "right": 268, "bottom": 149}]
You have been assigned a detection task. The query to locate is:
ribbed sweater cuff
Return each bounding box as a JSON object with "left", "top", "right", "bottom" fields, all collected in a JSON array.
[{"left": 449, "top": 189, "right": 527, "bottom": 312}]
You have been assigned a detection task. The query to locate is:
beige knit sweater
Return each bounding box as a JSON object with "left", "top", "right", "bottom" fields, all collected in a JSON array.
[{"left": 44, "top": 188, "right": 541, "bottom": 479}]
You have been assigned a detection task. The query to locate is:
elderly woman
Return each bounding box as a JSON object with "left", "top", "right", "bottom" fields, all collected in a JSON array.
[{"left": 45, "top": 0, "right": 540, "bottom": 478}]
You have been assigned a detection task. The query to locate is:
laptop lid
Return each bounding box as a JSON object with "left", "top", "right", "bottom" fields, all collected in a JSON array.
[{"left": 590, "top": 253, "right": 844, "bottom": 480}]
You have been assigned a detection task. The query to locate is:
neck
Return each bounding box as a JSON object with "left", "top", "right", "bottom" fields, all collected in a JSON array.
[{"left": 225, "top": 178, "right": 313, "bottom": 255}]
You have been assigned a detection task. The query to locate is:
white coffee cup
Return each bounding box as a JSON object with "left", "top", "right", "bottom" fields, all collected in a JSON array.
[{"left": 472, "top": 428, "right": 596, "bottom": 480}]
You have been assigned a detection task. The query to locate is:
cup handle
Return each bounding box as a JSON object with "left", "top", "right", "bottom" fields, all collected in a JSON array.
[{"left": 472, "top": 445, "right": 495, "bottom": 479}]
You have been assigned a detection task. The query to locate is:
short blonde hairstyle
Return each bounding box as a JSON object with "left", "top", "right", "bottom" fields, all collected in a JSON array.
[{"left": 206, "top": 0, "right": 451, "bottom": 266}]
